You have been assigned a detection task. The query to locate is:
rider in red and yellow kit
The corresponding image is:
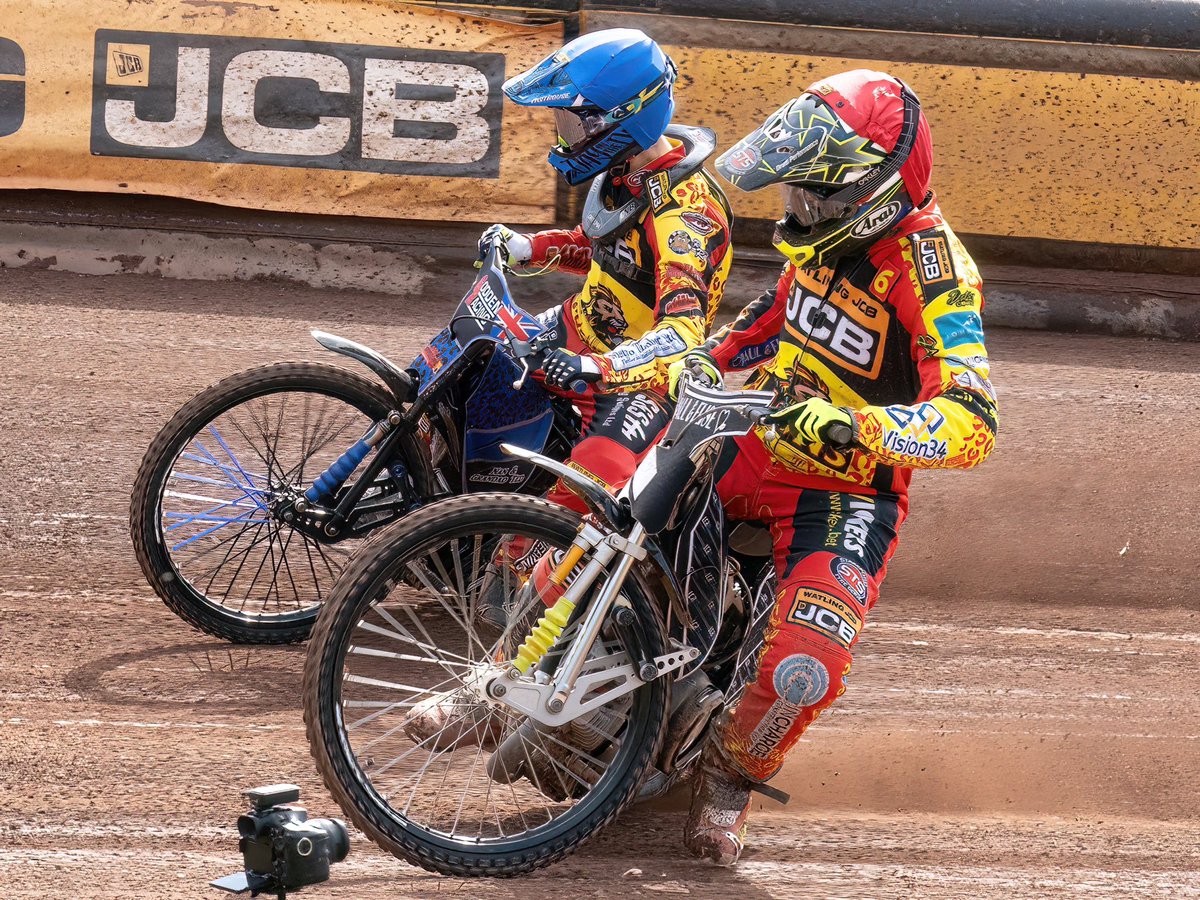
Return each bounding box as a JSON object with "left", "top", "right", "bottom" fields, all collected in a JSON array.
[
  {"left": 669, "top": 69, "right": 999, "bottom": 865},
  {"left": 484, "top": 28, "right": 732, "bottom": 508}
]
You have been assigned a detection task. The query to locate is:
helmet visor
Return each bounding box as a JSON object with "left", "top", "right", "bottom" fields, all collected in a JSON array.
[{"left": 780, "top": 184, "right": 857, "bottom": 229}]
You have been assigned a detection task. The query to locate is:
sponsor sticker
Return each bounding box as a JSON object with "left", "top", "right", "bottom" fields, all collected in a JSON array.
[
  {"left": 937, "top": 287, "right": 979, "bottom": 309},
  {"left": 785, "top": 587, "right": 863, "bottom": 648},
  {"left": 954, "top": 369, "right": 998, "bottom": 402},
  {"left": 647, "top": 171, "right": 670, "bottom": 211},
  {"left": 773, "top": 653, "right": 830, "bottom": 706},
  {"left": 747, "top": 698, "right": 801, "bottom": 758},
  {"left": 885, "top": 402, "right": 946, "bottom": 439},
  {"left": 850, "top": 200, "right": 901, "bottom": 239},
  {"left": 604, "top": 328, "right": 687, "bottom": 371},
  {"left": 667, "top": 229, "right": 697, "bottom": 255},
  {"left": 830, "top": 557, "right": 869, "bottom": 603},
  {"left": 784, "top": 283, "right": 887, "bottom": 379},
  {"left": 723, "top": 144, "right": 760, "bottom": 173},
  {"left": 664, "top": 293, "right": 702, "bottom": 316},
  {"left": 913, "top": 233, "right": 957, "bottom": 295},
  {"left": 934, "top": 310, "right": 985, "bottom": 349},
  {"left": 680, "top": 211, "right": 716, "bottom": 235}
]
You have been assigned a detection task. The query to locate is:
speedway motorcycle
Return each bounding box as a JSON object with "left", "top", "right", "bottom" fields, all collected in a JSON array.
[
  {"left": 302, "top": 373, "right": 843, "bottom": 876},
  {"left": 130, "top": 238, "right": 580, "bottom": 643}
]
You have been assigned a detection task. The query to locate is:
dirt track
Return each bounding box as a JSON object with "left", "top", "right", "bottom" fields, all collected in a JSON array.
[{"left": 1, "top": 267, "right": 1199, "bottom": 898}]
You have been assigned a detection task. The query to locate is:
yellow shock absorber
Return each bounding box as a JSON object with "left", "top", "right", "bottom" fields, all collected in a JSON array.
[{"left": 511, "top": 543, "right": 586, "bottom": 674}]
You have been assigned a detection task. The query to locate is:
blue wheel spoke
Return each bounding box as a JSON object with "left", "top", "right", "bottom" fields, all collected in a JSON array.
[
  {"left": 170, "top": 471, "right": 268, "bottom": 495},
  {"left": 209, "top": 424, "right": 261, "bottom": 489},
  {"left": 170, "top": 508, "right": 266, "bottom": 551}
]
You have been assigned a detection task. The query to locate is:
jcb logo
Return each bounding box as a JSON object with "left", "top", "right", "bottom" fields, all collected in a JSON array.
[
  {"left": 919, "top": 241, "right": 944, "bottom": 281},
  {"left": 785, "top": 285, "right": 886, "bottom": 379},
  {"left": 91, "top": 30, "right": 503, "bottom": 177}
]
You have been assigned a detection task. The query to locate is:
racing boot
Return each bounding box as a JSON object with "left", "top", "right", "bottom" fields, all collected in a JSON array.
[
  {"left": 402, "top": 689, "right": 501, "bottom": 751},
  {"left": 475, "top": 538, "right": 561, "bottom": 635},
  {"left": 684, "top": 742, "right": 753, "bottom": 866}
]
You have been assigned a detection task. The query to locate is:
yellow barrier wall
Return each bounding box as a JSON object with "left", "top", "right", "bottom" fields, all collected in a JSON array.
[
  {"left": 667, "top": 45, "right": 1197, "bottom": 251},
  {"left": 0, "top": 0, "right": 561, "bottom": 221}
]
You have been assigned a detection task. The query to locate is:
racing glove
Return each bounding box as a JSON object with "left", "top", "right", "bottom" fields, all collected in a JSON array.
[
  {"left": 541, "top": 348, "right": 602, "bottom": 392},
  {"left": 476, "top": 224, "right": 533, "bottom": 270},
  {"left": 766, "top": 397, "right": 856, "bottom": 449},
  {"left": 667, "top": 349, "right": 723, "bottom": 400}
]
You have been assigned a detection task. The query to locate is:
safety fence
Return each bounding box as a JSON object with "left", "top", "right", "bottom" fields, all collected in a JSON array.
[{"left": 0, "top": 0, "right": 1196, "bottom": 272}]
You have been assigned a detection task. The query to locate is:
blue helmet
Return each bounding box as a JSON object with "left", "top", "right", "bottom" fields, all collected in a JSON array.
[{"left": 502, "top": 29, "right": 677, "bottom": 186}]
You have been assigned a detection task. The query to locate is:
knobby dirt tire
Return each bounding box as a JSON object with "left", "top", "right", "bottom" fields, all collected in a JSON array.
[
  {"left": 130, "top": 361, "right": 394, "bottom": 644},
  {"left": 303, "top": 493, "right": 670, "bottom": 877}
]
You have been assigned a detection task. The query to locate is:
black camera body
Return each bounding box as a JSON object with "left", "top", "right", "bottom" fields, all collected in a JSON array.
[{"left": 213, "top": 785, "right": 349, "bottom": 898}]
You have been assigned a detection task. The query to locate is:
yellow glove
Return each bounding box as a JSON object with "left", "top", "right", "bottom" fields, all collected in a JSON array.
[
  {"left": 667, "top": 350, "right": 723, "bottom": 400},
  {"left": 767, "top": 397, "right": 855, "bottom": 448}
]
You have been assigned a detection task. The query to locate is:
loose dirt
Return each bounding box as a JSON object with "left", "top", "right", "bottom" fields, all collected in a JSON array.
[{"left": 1, "top": 268, "right": 1197, "bottom": 898}]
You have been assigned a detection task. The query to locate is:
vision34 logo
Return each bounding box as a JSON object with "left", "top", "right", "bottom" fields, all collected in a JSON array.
[{"left": 91, "top": 30, "right": 503, "bottom": 176}]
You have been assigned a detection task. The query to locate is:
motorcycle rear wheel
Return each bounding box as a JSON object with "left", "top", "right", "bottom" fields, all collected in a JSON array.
[
  {"left": 130, "top": 361, "right": 417, "bottom": 644},
  {"left": 304, "top": 493, "right": 669, "bottom": 876}
]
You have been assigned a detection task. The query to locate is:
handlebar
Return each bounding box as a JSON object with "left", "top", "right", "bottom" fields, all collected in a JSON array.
[{"left": 824, "top": 422, "right": 854, "bottom": 447}]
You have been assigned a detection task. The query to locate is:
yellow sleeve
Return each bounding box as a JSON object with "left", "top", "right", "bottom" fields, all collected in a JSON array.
[
  {"left": 853, "top": 239, "right": 998, "bottom": 470},
  {"left": 596, "top": 195, "right": 732, "bottom": 391}
]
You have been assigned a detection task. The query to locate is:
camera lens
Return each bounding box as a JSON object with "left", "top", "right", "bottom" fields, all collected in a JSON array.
[
  {"left": 236, "top": 814, "right": 261, "bottom": 839},
  {"left": 309, "top": 819, "right": 350, "bottom": 862}
]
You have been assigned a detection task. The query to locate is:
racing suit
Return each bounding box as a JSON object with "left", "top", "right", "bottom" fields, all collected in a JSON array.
[
  {"left": 704, "top": 198, "right": 998, "bottom": 781},
  {"left": 529, "top": 139, "right": 733, "bottom": 508}
]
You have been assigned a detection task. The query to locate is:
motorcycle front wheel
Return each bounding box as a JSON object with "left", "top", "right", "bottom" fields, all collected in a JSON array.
[{"left": 304, "top": 493, "right": 669, "bottom": 876}]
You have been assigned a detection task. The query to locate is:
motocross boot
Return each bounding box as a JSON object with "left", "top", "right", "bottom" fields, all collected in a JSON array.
[
  {"left": 476, "top": 538, "right": 562, "bottom": 634},
  {"left": 684, "top": 742, "right": 753, "bottom": 866},
  {"left": 402, "top": 689, "right": 501, "bottom": 751}
]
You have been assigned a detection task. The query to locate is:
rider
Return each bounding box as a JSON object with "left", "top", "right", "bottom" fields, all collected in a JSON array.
[
  {"left": 668, "top": 69, "right": 999, "bottom": 865},
  {"left": 482, "top": 28, "right": 733, "bottom": 514},
  {"left": 404, "top": 28, "right": 732, "bottom": 743}
]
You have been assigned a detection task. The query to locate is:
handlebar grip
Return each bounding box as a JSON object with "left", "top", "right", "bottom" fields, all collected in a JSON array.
[{"left": 824, "top": 423, "right": 854, "bottom": 447}]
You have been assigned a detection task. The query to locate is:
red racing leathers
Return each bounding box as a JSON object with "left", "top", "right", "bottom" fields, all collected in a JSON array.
[
  {"left": 523, "top": 139, "right": 733, "bottom": 508},
  {"left": 704, "top": 196, "right": 998, "bottom": 781}
]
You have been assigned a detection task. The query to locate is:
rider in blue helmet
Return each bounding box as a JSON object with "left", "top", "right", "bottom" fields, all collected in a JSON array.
[
  {"left": 404, "top": 31, "right": 734, "bottom": 750},
  {"left": 503, "top": 27, "right": 678, "bottom": 186},
  {"left": 462, "top": 28, "right": 732, "bottom": 513}
]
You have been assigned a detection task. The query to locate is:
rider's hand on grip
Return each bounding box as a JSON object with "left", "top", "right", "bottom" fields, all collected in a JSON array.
[
  {"left": 541, "top": 349, "right": 601, "bottom": 393},
  {"left": 668, "top": 350, "right": 722, "bottom": 400},
  {"left": 476, "top": 224, "right": 533, "bottom": 270},
  {"left": 765, "top": 397, "right": 855, "bottom": 449}
]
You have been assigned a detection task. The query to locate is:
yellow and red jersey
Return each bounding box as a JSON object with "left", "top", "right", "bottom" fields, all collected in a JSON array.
[
  {"left": 526, "top": 141, "right": 733, "bottom": 394},
  {"left": 705, "top": 198, "right": 997, "bottom": 496}
]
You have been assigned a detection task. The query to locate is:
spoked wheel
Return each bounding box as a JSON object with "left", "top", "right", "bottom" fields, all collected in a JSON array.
[
  {"left": 131, "top": 362, "right": 415, "bottom": 644},
  {"left": 304, "top": 494, "right": 669, "bottom": 877}
]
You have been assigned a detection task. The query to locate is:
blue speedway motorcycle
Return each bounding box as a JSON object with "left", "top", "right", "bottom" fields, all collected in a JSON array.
[{"left": 130, "top": 238, "right": 580, "bottom": 643}]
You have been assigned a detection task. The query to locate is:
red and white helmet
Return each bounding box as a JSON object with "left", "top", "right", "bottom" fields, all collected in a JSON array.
[{"left": 716, "top": 70, "right": 933, "bottom": 268}]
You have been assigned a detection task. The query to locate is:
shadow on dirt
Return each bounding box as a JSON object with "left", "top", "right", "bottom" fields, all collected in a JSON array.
[{"left": 63, "top": 640, "right": 305, "bottom": 712}]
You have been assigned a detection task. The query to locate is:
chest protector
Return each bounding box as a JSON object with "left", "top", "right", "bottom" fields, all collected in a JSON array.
[{"left": 582, "top": 124, "right": 716, "bottom": 285}]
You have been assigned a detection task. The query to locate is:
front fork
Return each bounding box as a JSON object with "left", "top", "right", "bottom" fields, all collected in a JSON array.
[{"left": 485, "top": 520, "right": 698, "bottom": 728}]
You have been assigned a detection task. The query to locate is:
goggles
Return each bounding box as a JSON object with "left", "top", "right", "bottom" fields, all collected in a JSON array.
[
  {"left": 551, "top": 60, "right": 677, "bottom": 154},
  {"left": 779, "top": 183, "right": 857, "bottom": 229}
]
